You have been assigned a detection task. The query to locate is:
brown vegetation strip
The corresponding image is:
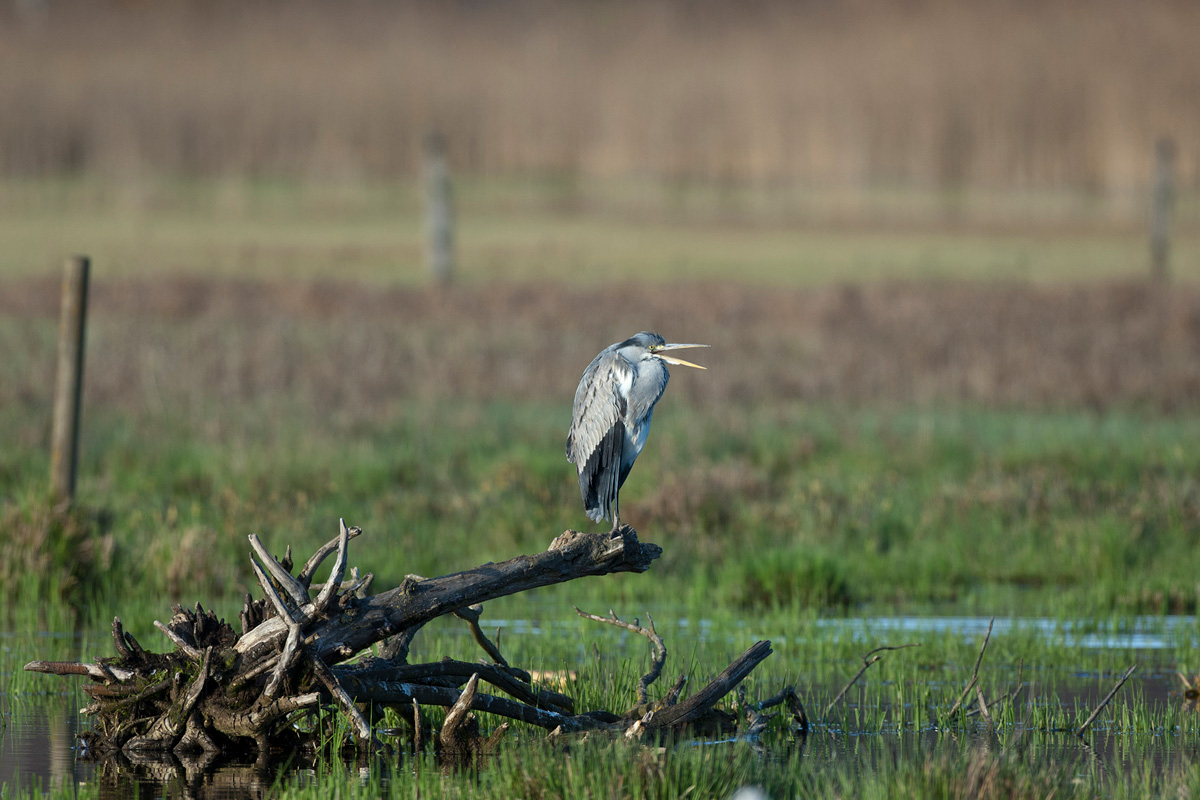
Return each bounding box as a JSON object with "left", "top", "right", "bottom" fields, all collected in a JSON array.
[{"left": 3, "top": 278, "right": 1200, "bottom": 415}]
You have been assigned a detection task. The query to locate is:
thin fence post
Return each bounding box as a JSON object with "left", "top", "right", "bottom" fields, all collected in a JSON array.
[
  {"left": 1150, "top": 136, "right": 1175, "bottom": 282},
  {"left": 50, "top": 255, "right": 90, "bottom": 506},
  {"left": 423, "top": 130, "right": 455, "bottom": 285}
]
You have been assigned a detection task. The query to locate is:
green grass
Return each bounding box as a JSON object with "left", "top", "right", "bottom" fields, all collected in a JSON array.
[{"left": 3, "top": 400, "right": 1199, "bottom": 630}]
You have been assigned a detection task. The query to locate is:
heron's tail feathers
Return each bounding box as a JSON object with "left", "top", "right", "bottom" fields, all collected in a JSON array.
[{"left": 585, "top": 505, "right": 608, "bottom": 524}]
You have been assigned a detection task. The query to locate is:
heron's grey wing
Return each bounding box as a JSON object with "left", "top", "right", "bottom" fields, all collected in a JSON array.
[
  {"left": 567, "top": 350, "right": 630, "bottom": 464},
  {"left": 567, "top": 350, "right": 633, "bottom": 522}
]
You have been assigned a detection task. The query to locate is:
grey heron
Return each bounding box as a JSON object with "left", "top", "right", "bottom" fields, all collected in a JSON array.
[{"left": 567, "top": 332, "right": 709, "bottom": 531}]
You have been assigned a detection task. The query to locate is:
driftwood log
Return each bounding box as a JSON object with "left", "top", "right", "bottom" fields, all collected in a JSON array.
[{"left": 26, "top": 521, "right": 775, "bottom": 760}]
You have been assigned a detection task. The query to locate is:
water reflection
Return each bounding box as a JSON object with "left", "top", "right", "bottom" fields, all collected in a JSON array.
[
  {"left": 10, "top": 723, "right": 1193, "bottom": 800},
  {"left": 0, "top": 704, "right": 89, "bottom": 794},
  {"left": 90, "top": 749, "right": 340, "bottom": 800}
]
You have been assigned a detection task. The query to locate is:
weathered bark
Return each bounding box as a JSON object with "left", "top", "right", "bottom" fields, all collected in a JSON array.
[{"left": 26, "top": 521, "right": 774, "bottom": 760}]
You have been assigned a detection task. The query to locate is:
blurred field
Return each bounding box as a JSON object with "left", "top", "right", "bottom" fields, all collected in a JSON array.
[
  {"left": 2, "top": 177, "right": 1199, "bottom": 285},
  {"left": 4, "top": 0, "right": 1199, "bottom": 223}
]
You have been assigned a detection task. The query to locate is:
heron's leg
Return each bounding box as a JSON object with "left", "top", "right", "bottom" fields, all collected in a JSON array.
[{"left": 611, "top": 494, "right": 621, "bottom": 533}]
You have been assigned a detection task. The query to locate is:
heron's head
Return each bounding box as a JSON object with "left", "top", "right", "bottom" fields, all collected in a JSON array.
[{"left": 621, "top": 331, "right": 709, "bottom": 370}]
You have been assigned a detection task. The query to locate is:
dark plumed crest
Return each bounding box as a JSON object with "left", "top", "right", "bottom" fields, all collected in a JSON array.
[{"left": 617, "top": 332, "right": 665, "bottom": 350}]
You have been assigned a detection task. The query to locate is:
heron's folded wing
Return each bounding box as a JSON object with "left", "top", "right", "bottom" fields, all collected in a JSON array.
[{"left": 566, "top": 350, "right": 631, "bottom": 466}]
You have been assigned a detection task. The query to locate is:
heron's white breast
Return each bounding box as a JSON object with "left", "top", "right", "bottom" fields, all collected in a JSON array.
[{"left": 617, "top": 369, "right": 634, "bottom": 400}]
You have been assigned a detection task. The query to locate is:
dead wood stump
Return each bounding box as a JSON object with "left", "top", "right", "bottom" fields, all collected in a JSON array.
[{"left": 26, "top": 520, "right": 775, "bottom": 760}]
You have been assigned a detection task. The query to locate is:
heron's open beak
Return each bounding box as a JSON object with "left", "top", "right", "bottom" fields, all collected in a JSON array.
[{"left": 654, "top": 343, "right": 709, "bottom": 370}]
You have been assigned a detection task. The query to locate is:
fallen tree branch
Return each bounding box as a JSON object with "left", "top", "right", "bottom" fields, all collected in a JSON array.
[
  {"left": 233, "top": 527, "right": 662, "bottom": 665},
  {"left": 647, "top": 640, "right": 773, "bottom": 730},
  {"left": 975, "top": 685, "right": 992, "bottom": 726},
  {"left": 25, "top": 523, "right": 668, "bottom": 756},
  {"left": 342, "top": 659, "right": 574, "bottom": 714},
  {"left": 455, "top": 604, "right": 511, "bottom": 668},
  {"left": 341, "top": 674, "right": 581, "bottom": 731},
  {"left": 312, "top": 655, "right": 372, "bottom": 741},
  {"left": 944, "top": 617, "right": 994, "bottom": 721},
  {"left": 25, "top": 660, "right": 135, "bottom": 682},
  {"left": 824, "top": 643, "right": 921, "bottom": 720},
  {"left": 1077, "top": 664, "right": 1137, "bottom": 737},
  {"left": 249, "top": 533, "right": 309, "bottom": 609}
]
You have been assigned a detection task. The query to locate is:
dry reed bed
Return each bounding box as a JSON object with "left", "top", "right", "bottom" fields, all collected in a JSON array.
[
  {"left": 3, "top": 278, "right": 1199, "bottom": 420},
  {"left": 1, "top": 0, "right": 1198, "bottom": 215}
]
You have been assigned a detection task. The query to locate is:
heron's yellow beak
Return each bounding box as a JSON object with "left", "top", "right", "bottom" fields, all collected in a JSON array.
[{"left": 653, "top": 343, "right": 709, "bottom": 370}]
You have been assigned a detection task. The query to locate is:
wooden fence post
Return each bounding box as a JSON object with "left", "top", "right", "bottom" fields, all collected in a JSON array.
[
  {"left": 50, "top": 255, "right": 90, "bottom": 505},
  {"left": 1150, "top": 137, "right": 1175, "bottom": 282},
  {"left": 424, "top": 130, "right": 455, "bottom": 285}
]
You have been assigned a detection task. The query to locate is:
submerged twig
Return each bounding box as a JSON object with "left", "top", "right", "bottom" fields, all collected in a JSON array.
[
  {"left": 944, "top": 617, "right": 994, "bottom": 720},
  {"left": 313, "top": 656, "right": 372, "bottom": 741},
  {"left": 1077, "top": 664, "right": 1137, "bottom": 737},
  {"left": 759, "top": 684, "right": 809, "bottom": 734},
  {"left": 413, "top": 698, "right": 423, "bottom": 753},
  {"left": 576, "top": 607, "right": 666, "bottom": 704},
  {"left": 824, "top": 643, "right": 921, "bottom": 720},
  {"left": 441, "top": 673, "right": 480, "bottom": 751},
  {"left": 975, "top": 685, "right": 992, "bottom": 726},
  {"left": 966, "top": 657, "right": 1024, "bottom": 720}
]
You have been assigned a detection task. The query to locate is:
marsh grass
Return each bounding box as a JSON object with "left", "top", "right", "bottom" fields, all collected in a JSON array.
[
  {"left": 5, "top": 747, "right": 1199, "bottom": 800},
  {"left": 0, "top": 498, "right": 116, "bottom": 621},
  {"left": 2, "top": 394, "right": 1199, "bottom": 630},
  {"left": 4, "top": 608, "right": 1200, "bottom": 798}
]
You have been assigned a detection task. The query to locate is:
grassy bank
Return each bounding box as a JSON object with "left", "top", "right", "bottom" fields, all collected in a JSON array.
[
  {"left": 3, "top": 398, "right": 1197, "bottom": 628},
  {"left": 2, "top": 271, "right": 1197, "bottom": 625}
]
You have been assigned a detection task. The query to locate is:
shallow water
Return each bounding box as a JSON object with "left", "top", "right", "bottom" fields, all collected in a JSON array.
[
  {"left": 3, "top": 615, "right": 1199, "bottom": 798},
  {"left": 0, "top": 705, "right": 91, "bottom": 795},
  {"left": 807, "top": 615, "right": 1200, "bottom": 651},
  {"left": 484, "top": 612, "right": 1199, "bottom": 650}
]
